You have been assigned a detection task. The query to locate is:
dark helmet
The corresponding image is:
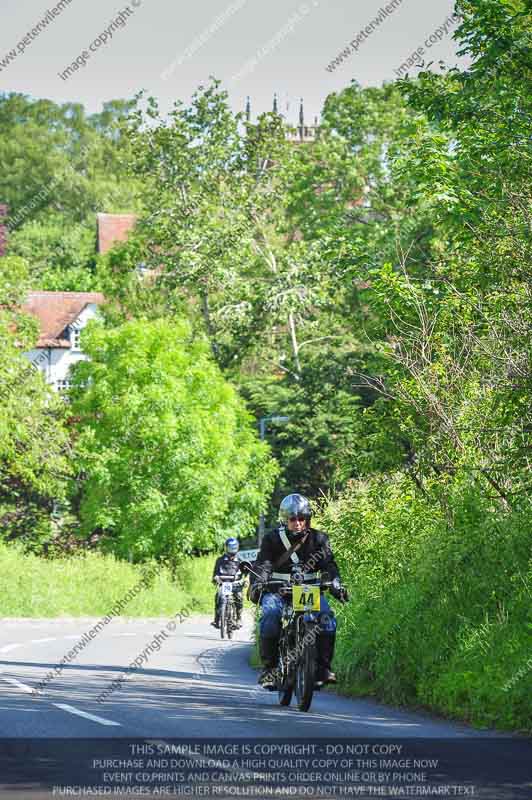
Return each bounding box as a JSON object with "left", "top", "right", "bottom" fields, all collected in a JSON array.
[
  {"left": 279, "top": 494, "right": 312, "bottom": 525},
  {"left": 224, "top": 537, "right": 239, "bottom": 555}
]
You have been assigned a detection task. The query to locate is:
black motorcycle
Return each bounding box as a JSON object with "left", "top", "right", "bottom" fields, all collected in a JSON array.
[
  {"left": 216, "top": 575, "right": 244, "bottom": 640},
  {"left": 241, "top": 560, "right": 345, "bottom": 713},
  {"left": 268, "top": 574, "right": 336, "bottom": 712}
]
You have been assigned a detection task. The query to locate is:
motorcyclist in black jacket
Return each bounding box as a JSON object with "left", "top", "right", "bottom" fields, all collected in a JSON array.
[
  {"left": 211, "top": 537, "right": 244, "bottom": 629},
  {"left": 249, "top": 494, "right": 348, "bottom": 689}
]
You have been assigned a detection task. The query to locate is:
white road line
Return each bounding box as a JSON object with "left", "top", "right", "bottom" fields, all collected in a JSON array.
[
  {"left": 2, "top": 677, "right": 34, "bottom": 694},
  {"left": 54, "top": 704, "right": 121, "bottom": 726},
  {"left": 32, "top": 638, "right": 57, "bottom": 644},
  {"left": 0, "top": 644, "right": 22, "bottom": 653}
]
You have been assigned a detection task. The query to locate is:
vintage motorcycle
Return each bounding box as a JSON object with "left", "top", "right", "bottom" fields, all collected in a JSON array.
[
  {"left": 216, "top": 575, "right": 244, "bottom": 640},
  {"left": 270, "top": 573, "right": 336, "bottom": 711}
]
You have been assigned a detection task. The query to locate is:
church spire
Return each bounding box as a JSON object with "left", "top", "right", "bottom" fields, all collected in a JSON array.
[
  {"left": 273, "top": 93, "right": 279, "bottom": 115},
  {"left": 245, "top": 96, "right": 251, "bottom": 122},
  {"left": 298, "top": 98, "right": 306, "bottom": 141}
]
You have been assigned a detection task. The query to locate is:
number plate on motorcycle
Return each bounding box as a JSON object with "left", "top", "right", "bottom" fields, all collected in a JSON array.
[{"left": 292, "top": 586, "right": 320, "bottom": 611}]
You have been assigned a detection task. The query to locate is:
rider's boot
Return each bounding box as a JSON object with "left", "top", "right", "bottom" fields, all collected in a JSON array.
[
  {"left": 258, "top": 637, "right": 279, "bottom": 689},
  {"left": 316, "top": 632, "right": 337, "bottom": 686}
]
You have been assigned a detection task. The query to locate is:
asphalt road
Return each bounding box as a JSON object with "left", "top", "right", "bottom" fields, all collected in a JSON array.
[{"left": 0, "top": 613, "right": 530, "bottom": 800}]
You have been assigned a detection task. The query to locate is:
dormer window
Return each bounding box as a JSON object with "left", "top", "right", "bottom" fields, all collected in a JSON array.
[{"left": 70, "top": 327, "right": 82, "bottom": 350}]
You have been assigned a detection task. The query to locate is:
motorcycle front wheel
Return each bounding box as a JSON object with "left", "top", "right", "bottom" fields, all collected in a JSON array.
[
  {"left": 219, "top": 602, "right": 226, "bottom": 639},
  {"left": 295, "top": 630, "right": 317, "bottom": 712},
  {"left": 278, "top": 644, "right": 294, "bottom": 706},
  {"left": 227, "top": 601, "right": 234, "bottom": 639}
]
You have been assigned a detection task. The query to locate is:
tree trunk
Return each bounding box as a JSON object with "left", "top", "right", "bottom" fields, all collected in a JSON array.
[
  {"left": 288, "top": 311, "right": 302, "bottom": 375},
  {"left": 200, "top": 290, "right": 220, "bottom": 362}
]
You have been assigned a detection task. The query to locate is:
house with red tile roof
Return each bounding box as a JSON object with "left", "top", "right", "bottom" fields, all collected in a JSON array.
[
  {"left": 17, "top": 212, "right": 138, "bottom": 391},
  {"left": 22, "top": 291, "right": 105, "bottom": 391}
]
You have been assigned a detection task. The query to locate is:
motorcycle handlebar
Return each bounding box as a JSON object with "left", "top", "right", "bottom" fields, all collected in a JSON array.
[
  {"left": 264, "top": 579, "right": 335, "bottom": 592},
  {"left": 256, "top": 578, "right": 348, "bottom": 602}
]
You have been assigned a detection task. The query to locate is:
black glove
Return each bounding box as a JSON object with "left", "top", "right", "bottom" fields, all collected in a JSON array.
[{"left": 331, "top": 578, "right": 349, "bottom": 603}]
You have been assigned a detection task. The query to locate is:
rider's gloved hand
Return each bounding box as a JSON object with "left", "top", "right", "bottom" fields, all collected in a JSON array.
[
  {"left": 213, "top": 576, "right": 222, "bottom": 585},
  {"left": 331, "top": 578, "right": 349, "bottom": 603}
]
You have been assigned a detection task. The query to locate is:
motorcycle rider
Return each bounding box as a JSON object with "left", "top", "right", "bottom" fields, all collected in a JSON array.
[
  {"left": 211, "top": 537, "right": 245, "bottom": 629},
  {"left": 249, "top": 494, "right": 348, "bottom": 689}
]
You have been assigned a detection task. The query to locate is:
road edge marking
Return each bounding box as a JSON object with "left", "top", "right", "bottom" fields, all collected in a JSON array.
[{"left": 54, "top": 703, "right": 122, "bottom": 726}]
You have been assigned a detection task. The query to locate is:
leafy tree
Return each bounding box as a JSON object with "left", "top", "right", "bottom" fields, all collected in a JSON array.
[
  {"left": 105, "top": 82, "right": 415, "bottom": 502},
  {"left": 0, "top": 256, "right": 72, "bottom": 548},
  {"left": 371, "top": 0, "right": 532, "bottom": 504},
  {"left": 0, "top": 94, "right": 142, "bottom": 292},
  {"left": 0, "top": 93, "right": 140, "bottom": 229},
  {"left": 71, "top": 317, "right": 278, "bottom": 560},
  {"left": 8, "top": 214, "right": 97, "bottom": 291},
  {"left": 112, "top": 82, "right": 343, "bottom": 377}
]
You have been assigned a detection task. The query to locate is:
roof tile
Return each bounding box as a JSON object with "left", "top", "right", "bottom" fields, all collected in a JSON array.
[
  {"left": 97, "top": 213, "right": 137, "bottom": 254},
  {"left": 22, "top": 291, "right": 105, "bottom": 348}
]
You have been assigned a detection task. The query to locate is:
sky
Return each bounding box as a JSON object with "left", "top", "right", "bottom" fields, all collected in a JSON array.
[{"left": 0, "top": 0, "right": 468, "bottom": 124}]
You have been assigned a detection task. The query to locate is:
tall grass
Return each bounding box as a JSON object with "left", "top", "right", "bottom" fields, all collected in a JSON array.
[
  {"left": 0, "top": 544, "right": 215, "bottom": 617},
  {"left": 319, "top": 474, "right": 532, "bottom": 733}
]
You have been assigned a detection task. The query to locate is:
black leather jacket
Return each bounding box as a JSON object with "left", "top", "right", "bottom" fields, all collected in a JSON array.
[
  {"left": 212, "top": 554, "right": 244, "bottom": 584},
  {"left": 250, "top": 525, "right": 341, "bottom": 592}
]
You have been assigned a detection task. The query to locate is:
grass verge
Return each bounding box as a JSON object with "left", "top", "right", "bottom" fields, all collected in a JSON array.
[
  {"left": 0, "top": 543, "right": 215, "bottom": 617},
  {"left": 319, "top": 474, "right": 532, "bottom": 734}
]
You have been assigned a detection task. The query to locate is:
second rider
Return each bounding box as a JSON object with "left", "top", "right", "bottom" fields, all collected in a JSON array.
[{"left": 211, "top": 537, "right": 245, "bottom": 629}]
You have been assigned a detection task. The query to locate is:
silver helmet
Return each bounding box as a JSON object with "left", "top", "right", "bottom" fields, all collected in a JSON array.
[{"left": 279, "top": 493, "right": 312, "bottom": 525}]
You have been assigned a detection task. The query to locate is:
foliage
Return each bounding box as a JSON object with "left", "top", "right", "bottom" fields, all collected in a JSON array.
[
  {"left": 238, "top": 344, "right": 390, "bottom": 509},
  {"left": 0, "top": 94, "right": 140, "bottom": 229},
  {"left": 0, "top": 256, "right": 72, "bottom": 547},
  {"left": 112, "top": 82, "right": 319, "bottom": 373},
  {"left": 0, "top": 543, "right": 216, "bottom": 616},
  {"left": 0, "top": 94, "right": 142, "bottom": 292},
  {"left": 107, "top": 81, "right": 417, "bottom": 501},
  {"left": 315, "top": 0, "right": 532, "bottom": 732},
  {"left": 8, "top": 214, "right": 97, "bottom": 291},
  {"left": 0, "top": 0, "right": 530, "bottom": 733},
  {"left": 71, "top": 317, "right": 278, "bottom": 560},
  {"left": 319, "top": 475, "right": 531, "bottom": 732},
  {"left": 366, "top": 0, "right": 532, "bottom": 504}
]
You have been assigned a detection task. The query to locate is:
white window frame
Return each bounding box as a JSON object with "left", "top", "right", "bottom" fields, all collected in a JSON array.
[{"left": 70, "top": 327, "right": 82, "bottom": 351}]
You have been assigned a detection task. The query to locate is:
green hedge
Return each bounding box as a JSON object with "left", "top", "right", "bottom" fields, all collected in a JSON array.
[
  {"left": 0, "top": 544, "right": 215, "bottom": 617},
  {"left": 319, "top": 474, "right": 531, "bottom": 733}
]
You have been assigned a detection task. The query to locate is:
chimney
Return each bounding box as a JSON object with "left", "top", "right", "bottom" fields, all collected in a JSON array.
[{"left": 0, "top": 205, "right": 7, "bottom": 256}]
